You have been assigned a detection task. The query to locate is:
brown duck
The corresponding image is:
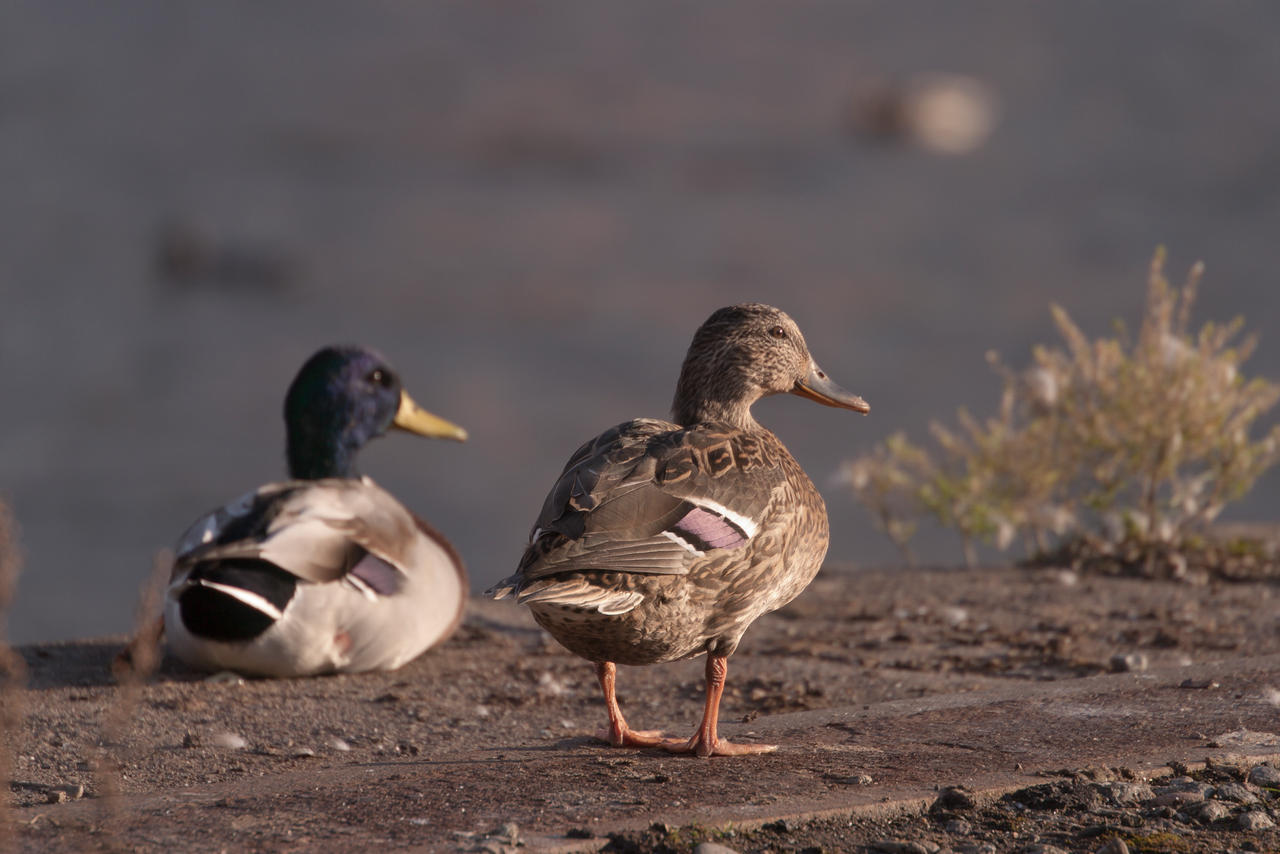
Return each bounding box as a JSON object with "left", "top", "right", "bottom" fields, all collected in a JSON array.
[{"left": 488, "top": 304, "right": 869, "bottom": 756}]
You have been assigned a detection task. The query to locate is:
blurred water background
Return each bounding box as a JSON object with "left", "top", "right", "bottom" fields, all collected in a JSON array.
[{"left": 2, "top": 2, "right": 1280, "bottom": 642}]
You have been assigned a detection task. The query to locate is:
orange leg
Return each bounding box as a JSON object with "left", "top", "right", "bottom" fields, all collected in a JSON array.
[
  {"left": 595, "top": 661, "right": 666, "bottom": 748},
  {"left": 663, "top": 654, "right": 778, "bottom": 758}
]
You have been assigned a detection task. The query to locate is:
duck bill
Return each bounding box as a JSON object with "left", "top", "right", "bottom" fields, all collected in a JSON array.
[
  {"left": 393, "top": 391, "right": 468, "bottom": 441},
  {"left": 792, "top": 364, "right": 870, "bottom": 414}
]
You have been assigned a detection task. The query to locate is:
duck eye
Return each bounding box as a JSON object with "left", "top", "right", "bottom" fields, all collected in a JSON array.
[
  {"left": 768, "top": 325, "right": 787, "bottom": 339},
  {"left": 368, "top": 369, "right": 392, "bottom": 388}
]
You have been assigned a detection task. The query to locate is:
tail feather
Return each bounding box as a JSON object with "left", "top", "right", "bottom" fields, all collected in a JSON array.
[{"left": 484, "top": 577, "right": 516, "bottom": 600}]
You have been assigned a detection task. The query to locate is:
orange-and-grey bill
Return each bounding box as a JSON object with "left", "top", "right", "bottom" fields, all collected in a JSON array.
[
  {"left": 792, "top": 364, "right": 870, "bottom": 414},
  {"left": 393, "top": 391, "right": 469, "bottom": 441}
]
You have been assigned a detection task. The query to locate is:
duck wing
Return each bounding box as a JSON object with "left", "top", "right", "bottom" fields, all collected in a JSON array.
[
  {"left": 173, "top": 477, "right": 425, "bottom": 588},
  {"left": 492, "top": 419, "right": 780, "bottom": 603}
]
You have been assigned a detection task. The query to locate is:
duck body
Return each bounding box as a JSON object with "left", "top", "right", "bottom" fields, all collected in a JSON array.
[
  {"left": 507, "top": 417, "right": 829, "bottom": 668},
  {"left": 165, "top": 477, "right": 466, "bottom": 677},
  {"left": 159, "top": 345, "right": 468, "bottom": 678},
  {"left": 489, "top": 304, "right": 869, "bottom": 756}
]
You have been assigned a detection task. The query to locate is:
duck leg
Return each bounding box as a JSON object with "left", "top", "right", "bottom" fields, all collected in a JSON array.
[
  {"left": 595, "top": 661, "right": 666, "bottom": 748},
  {"left": 663, "top": 654, "right": 777, "bottom": 757}
]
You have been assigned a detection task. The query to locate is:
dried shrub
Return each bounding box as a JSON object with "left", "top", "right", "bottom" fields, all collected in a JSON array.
[
  {"left": 0, "top": 500, "right": 26, "bottom": 843},
  {"left": 840, "top": 251, "right": 1280, "bottom": 575}
]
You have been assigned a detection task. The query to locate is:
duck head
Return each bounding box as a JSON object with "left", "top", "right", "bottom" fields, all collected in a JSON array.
[
  {"left": 284, "top": 346, "right": 467, "bottom": 480},
  {"left": 671, "top": 304, "right": 869, "bottom": 429}
]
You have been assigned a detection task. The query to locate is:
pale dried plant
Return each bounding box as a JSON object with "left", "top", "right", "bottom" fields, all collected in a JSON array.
[
  {"left": 840, "top": 250, "right": 1280, "bottom": 572},
  {"left": 95, "top": 549, "right": 169, "bottom": 837},
  {"left": 0, "top": 500, "right": 26, "bottom": 844}
]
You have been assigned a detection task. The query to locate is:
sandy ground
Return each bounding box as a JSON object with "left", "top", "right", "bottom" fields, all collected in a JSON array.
[{"left": 6, "top": 563, "right": 1280, "bottom": 852}]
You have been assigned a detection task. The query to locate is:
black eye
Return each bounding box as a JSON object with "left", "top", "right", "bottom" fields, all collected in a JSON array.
[
  {"left": 768, "top": 325, "right": 787, "bottom": 339},
  {"left": 368, "top": 369, "right": 393, "bottom": 388}
]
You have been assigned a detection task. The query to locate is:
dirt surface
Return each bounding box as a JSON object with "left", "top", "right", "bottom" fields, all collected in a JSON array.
[{"left": 7, "top": 563, "right": 1280, "bottom": 851}]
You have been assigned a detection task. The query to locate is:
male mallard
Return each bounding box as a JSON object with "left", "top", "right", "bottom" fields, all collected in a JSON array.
[
  {"left": 163, "top": 346, "right": 468, "bottom": 677},
  {"left": 488, "top": 304, "right": 869, "bottom": 756}
]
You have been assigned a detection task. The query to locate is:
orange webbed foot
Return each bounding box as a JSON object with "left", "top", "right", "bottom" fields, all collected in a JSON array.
[{"left": 661, "top": 735, "right": 778, "bottom": 758}]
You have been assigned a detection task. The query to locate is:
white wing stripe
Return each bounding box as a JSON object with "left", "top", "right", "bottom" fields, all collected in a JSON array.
[
  {"left": 688, "top": 498, "right": 758, "bottom": 539},
  {"left": 195, "top": 580, "right": 285, "bottom": 621},
  {"left": 661, "top": 530, "right": 705, "bottom": 557}
]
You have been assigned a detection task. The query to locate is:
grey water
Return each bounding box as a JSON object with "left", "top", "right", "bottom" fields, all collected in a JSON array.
[{"left": 3, "top": 2, "right": 1280, "bottom": 643}]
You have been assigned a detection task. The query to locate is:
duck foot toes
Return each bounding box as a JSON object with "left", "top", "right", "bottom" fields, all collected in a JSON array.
[{"left": 662, "top": 737, "right": 778, "bottom": 757}]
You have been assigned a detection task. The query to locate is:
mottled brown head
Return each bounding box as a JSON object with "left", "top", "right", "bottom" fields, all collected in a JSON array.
[{"left": 671, "top": 303, "right": 869, "bottom": 429}]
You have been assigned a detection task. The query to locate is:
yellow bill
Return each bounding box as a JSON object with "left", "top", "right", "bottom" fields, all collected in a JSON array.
[{"left": 393, "top": 391, "right": 468, "bottom": 441}]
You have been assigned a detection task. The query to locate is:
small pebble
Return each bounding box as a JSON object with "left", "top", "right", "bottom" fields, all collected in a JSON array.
[
  {"left": 1109, "top": 653, "right": 1148, "bottom": 673},
  {"left": 944, "top": 818, "right": 971, "bottom": 835},
  {"left": 1214, "top": 782, "right": 1257, "bottom": 804},
  {"left": 536, "top": 671, "right": 568, "bottom": 697},
  {"left": 1188, "top": 800, "right": 1232, "bottom": 823},
  {"left": 1154, "top": 790, "right": 1203, "bottom": 807},
  {"left": 870, "top": 841, "right": 931, "bottom": 854},
  {"left": 1094, "top": 781, "right": 1155, "bottom": 806},
  {"left": 693, "top": 844, "right": 741, "bottom": 854},
  {"left": 931, "top": 785, "right": 977, "bottom": 812},
  {"left": 1051, "top": 569, "right": 1080, "bottom": 587},
  {"left": 1178, "top": 678, "right": 1219, "bottom": 689},
  {"left": 1018, "top": 846, "right": 1068, "bottom": 854},
  {"left": 1156, "top": 777, "right": 1213, "bottom": 797},
  {"left": 1093, "top": 839, "right": 1129, "bottom": 854},
  {"left": 45, "top": 783, "right": 84, "bottom": 803},
  {"left": 329, "top": 738, "right": 352, "bottom": 752},
  {"left": 955, "top": 845, "right": 997, "bottom": 854},
  {"left": 204, "top": 671, "right": 245, "bottom": 685},
  {"left": 1237, "top": 810, "right": 1275, "bottom": 831},
  {"left": 291, "top": 748, "right": 316, "bottom": 759},
  {"left": 1248, "top": 764, "right": 1280, "bottom": 787},
  {"left": 212, "top": 732, "right": 248, "bottom": 750}
]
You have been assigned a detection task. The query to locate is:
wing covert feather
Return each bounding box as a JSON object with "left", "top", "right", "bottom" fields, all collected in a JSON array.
[
  {"left": 174, "top": 478, "right": 424, "bottom": 587},
  {"left": 509, "top": 419, "right": 783, "bottom": 589}
]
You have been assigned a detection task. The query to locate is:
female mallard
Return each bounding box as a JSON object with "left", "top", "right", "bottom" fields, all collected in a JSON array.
[
  {"left": 163, "top": 345, "right": 468, "bottom": 677},
  {"left": 488, "top": 304, "right": 869, "bottom": 756}
]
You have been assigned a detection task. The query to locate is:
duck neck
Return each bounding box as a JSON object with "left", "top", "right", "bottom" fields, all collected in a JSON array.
[
  {"left": 671, "top": 385, "right": 762, "bottom": 432},
  {"left": 286, "top": 426, "right": 360, "bottom": 480}
]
